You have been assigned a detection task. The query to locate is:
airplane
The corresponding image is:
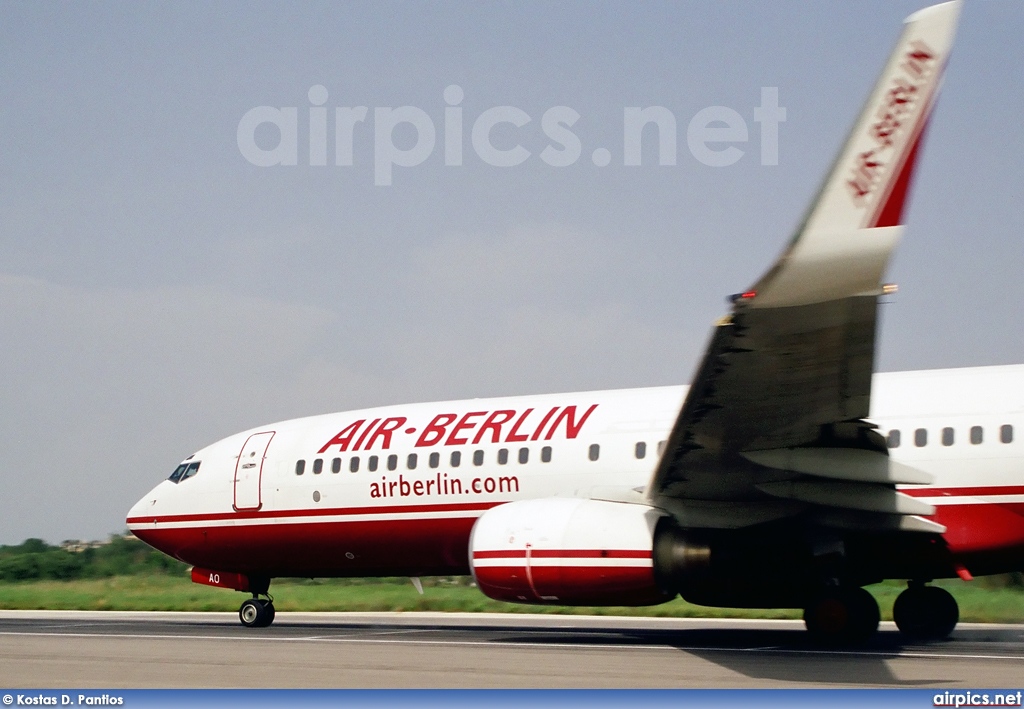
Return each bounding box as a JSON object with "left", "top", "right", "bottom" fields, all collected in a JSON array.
[{"left": 127, "top": 1, "right": 1023, "bottom": 643}]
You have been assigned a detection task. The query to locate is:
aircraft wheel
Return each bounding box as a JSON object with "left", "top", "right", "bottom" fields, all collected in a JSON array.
[
  {"left": 804, "top": 586, "right": 879, "bottom": 645},
  {"left": 239, "top": 598, "right": 267, "bottom": 628},
  {"left": 893, "top": 585, "right": 958, "bottom": 640},
  {"left": 260, "top": 600, "right": 276, "bottom": 627}
]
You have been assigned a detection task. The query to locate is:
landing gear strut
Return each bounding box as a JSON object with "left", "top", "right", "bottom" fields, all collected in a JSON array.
[
  {"left": 239, "top": 595, "right": 275, "bottom": 628},
  {"left": 893, "top": 583, "right": 958, "bottom": 640},
  {"left": 803, "top": 586, "right": 880, "bottom": 645}
]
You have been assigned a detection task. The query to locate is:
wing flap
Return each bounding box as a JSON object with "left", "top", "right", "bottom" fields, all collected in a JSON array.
[
  {"left": 657, "top": 498, "right": 805, "bottom": 530},
  {"left": 756, "top": 480, "right": 935, "bottom": 516},
  {"left": 741, "top": 447, "right": 933, "bottom": 485},
  {"left": 811, "top": 509, "right": 947, "bottom": 535}
]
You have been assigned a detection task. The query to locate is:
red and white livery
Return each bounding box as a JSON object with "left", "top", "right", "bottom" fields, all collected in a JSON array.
[{"left": 129, "top": 2, "right": 1022, "bottom": 642}]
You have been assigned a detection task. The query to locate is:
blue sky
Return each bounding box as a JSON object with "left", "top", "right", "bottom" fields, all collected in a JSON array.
[{"left": 1, "top": 1, "right": 1021, "bottom": 543}]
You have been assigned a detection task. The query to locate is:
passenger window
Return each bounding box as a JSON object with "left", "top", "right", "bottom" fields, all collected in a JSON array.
[
  {"left": 295, "top": 460, "right": 305, "bottom": 476},
  {"left": 473, "top": 450, "right": 484, "bottom": 466},
  {"left": 429, "top": 452, "right": 440, "bottom": 469},
  {"left": 497, "top": 448, "right": 508, "bottom": 465},
  {"left": 331, "top": 457, "right": 341, "bottom": 474},
  {"left": 368, "top": 455, "right": 379, "bottom": 472},
  {"left": 635, "top": 441, "right": 646, "bottom": 459},
  {"left": 518, "top": 447, "right": 528, "bottom": 464},
  {"left": 349, "top": 456, "right": 360, "bottom": 473},
  {"left": 407, "top": 453, "right": 417, "bottom": 470},
  {"left": 181, "top": 462, "right": 201, "bottom": 481},
  {"left": 941, "top": 427, "right": 954, "bottom": 447},
  {"left": 451, "top": 451, "right": 461, "bottom": 468},
  {"left": 657, "top": 440, "right": 667, "bottom": 455},
  {"left": 1001, "top": 424, "right": 1014, "bottom": 444},
  {"left": 541, "top": 446, "right": 552, "bottom": 463},
  {"left": 387, "top": 454, "right": 398, "bottom": 471},
  {"left": 914, "top": 428, "right": 927, "bottom": 447},
  {"left": 970, "top": 426, "right": 983, "bottom": 444},
  {"left": 313, "top": 458, "right": 323, "bottom": 474},
  {"left": 887, "top": 430, "right": 901, "bottom": 448},
  {"left": 589, "top": 444, "right": 600, "bottom": 461}
]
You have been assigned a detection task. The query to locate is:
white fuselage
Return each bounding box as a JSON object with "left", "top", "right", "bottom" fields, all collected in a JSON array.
[{"left": 127, "top": 364, "right": 1024, "bottom": 578}]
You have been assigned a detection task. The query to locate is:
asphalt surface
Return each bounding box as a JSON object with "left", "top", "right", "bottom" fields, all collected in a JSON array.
[{"left": 1, "top": 611, "right": 1023, "bottom": 688}]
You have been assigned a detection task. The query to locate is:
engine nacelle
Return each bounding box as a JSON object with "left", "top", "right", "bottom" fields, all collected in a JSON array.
[{"left": 469, "top": 498, "right": 674, "bottom": 606}]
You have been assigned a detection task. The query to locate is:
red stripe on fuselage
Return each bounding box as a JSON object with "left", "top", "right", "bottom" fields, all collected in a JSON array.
[
  {"left": 901, "top": 485, "right": 1024, "bottom": 498},
  {"left": 931, "top": 502, "right": 1024, "bottom": 556},
  {"left": 126, "top": 500, "right": 503, "bottom": 526},
  {"left": 127, "top": 494, "right": 1024, "bottom": 581},
  {"left": 132, "top": 515, "right": 480, "bottom": 578}
]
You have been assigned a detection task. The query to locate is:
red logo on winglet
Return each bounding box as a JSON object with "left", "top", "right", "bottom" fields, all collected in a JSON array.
[{"left": 847, "top": 40, "right": 938, "bottom": 213}]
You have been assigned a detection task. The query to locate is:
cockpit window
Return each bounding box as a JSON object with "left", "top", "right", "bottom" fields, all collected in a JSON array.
[{"left": 168, "top": 461, "right": 201, "bottom": 483}]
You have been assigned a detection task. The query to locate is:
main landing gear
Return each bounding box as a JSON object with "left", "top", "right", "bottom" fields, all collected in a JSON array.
[
  {"left": 803, "top": 586, "right": 880, "bottom": 645},
  {"left": 802, "top": 582, "right": 959, "bottom": 644},
  {"left": 239, "top": 595, "right": 276, "bottom": 628},
  {"left": 893, "top": 582, "right": 958, "bottom": 640}
]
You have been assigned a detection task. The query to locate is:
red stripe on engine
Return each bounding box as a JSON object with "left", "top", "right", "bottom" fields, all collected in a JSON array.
[
  {"left": 474, "top": 564, "right": 666, "bottom": 607},
  {"left": 473, "top": 549, "right": 651, "bottom": 560}
]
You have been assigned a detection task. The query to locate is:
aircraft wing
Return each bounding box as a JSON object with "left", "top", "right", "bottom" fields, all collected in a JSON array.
[{"left": 647, "top": 2, "right": 961, "bottom": 533}]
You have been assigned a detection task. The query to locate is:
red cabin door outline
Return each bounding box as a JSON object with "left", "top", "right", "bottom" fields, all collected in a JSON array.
[{"left": 233, "top": 431, "right": 275, "bottom": 511}]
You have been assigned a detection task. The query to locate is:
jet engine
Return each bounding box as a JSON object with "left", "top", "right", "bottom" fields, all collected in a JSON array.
[
  {"left": 469, "top": 496, "right": 825, "bottom": 609},
  {"left": 469, "top": 497, "right": 680, "bottom": 606}
]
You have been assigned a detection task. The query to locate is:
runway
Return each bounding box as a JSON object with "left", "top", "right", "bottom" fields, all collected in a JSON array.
[{"left": 1, "top": 611, "right": 1023, "bottom": 688}]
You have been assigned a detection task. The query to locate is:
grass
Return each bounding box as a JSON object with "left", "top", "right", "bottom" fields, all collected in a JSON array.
[{"left": 0, "top": 574, "right": 1022, "bottom": 623}]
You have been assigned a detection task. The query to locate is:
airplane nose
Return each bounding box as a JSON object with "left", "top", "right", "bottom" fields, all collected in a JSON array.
[
  {"left": 126, "top": 496, "right": 148, "bottom": 527},
  {"left": 126, "top": 483, "right": 163, "bottom": 528},
  {"left": 126, "top": 483, "right": 172, "bottom": 554}
]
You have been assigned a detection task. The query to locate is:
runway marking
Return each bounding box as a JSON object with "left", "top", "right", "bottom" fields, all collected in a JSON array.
[
  {"left": 297, "top": 628, "right": 433, "bottom": 641},
  {"left": 361, "top": 628, "right": 434, "bottom": 637},
  {"left": 1, "top": 629, "right": 1022, "bottom": 661},
  {"left": 36, "top": 622, "right": 124, "bottom": 629}
]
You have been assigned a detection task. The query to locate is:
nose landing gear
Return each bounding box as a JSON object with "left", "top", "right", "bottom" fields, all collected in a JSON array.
[{"left": 239, "top": 595, "right": 275, "bottom": 628}]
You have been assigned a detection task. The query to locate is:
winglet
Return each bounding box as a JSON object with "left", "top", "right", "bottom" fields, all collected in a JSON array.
[
  {"left": 803, "top": 0, "right": 960, "bottom": 234},
  {"left": 747, "top": 1, "right": 961, "bottom": 309}
]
